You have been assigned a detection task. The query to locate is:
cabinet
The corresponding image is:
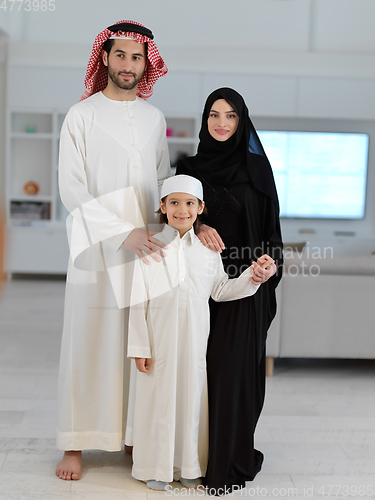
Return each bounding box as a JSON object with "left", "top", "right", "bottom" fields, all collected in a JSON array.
[
  {"left": 5, "top": 108, "right": 199, "bottom": 274},
  {"left": 6, "top": 109, "right": 69, "bottom": 226},
  {"left": 164, "top": 116, "right": 198, "bottom": 172},
  {"left": 6, "top": 108, "right": 70, "bottom": 274}
]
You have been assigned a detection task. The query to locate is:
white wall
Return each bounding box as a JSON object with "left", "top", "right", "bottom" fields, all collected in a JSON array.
[
  {"left": 2, "top": 0, "right": 375, "bottom": 249},
  {"left": 2, "top": 0, "right": 375, "bottom": 55},
  {"left": 313, "top": 0, "right": 375, "bottom": 53},
  {"left": 0, "top": 0, "right": 315, "bottom": 48},
  {"left": 0, "top": 15, "right": 10, "bottom": 37}
]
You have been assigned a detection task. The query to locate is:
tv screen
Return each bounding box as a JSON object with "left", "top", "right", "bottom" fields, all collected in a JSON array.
[{"left": 257, "top": 130, "right": 369, "bottom": 219}]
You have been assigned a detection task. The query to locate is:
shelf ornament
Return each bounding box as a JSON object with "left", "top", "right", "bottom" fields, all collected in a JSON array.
[{"left": 23, "top": 181, "right": 39, "bottom": 195}]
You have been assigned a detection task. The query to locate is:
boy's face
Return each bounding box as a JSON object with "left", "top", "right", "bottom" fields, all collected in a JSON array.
[{"left": 160, "top": 193, "right": 204, "bottom": 237}]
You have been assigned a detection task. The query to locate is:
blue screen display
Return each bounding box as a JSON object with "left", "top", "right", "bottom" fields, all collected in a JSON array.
[{"left": 257, "top": 131, "right": 369, "bottom": 219}]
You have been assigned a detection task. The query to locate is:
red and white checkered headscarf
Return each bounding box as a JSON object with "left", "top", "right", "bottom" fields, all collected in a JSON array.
[{"left": 80, "top": 20, "right": 168, "bottom": 101}]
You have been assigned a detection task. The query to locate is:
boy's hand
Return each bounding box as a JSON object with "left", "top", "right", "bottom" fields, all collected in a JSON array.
[
  {"left": 135, "top": 357, "right": 152, "bottom": 373},
  {"left": 250, "top": 254, "right": 276, "bottom": 285}
]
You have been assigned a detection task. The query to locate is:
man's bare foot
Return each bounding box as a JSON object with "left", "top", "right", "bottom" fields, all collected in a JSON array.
[
  {"left": 125, "top": 445, "right": 133, "bottom": 454},
  {"left": 56, "top": 451, "right": 82, "bottom": 480}
]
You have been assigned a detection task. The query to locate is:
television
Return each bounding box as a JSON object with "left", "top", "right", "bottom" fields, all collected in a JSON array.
[{"left": 257, "top": 129, "right": 369, "bottom": 220}]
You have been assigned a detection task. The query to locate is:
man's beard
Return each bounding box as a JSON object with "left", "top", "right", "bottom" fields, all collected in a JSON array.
[{"left": 108, "top": 65, "right": 144, "bottom": 91}]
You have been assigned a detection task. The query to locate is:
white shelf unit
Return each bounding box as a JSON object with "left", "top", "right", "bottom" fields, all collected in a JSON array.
[
  {"left": 5, "top": 109, "right": 199, "bottom": 274},
  {"left": 6, "top": 109, "right": 67, "bottom": 224},
  {"left": 165, "top": 115, "right": 199, "bottom": 173},
  {"left": 6, "top": 108, "right": 69, "bottom": 274}
]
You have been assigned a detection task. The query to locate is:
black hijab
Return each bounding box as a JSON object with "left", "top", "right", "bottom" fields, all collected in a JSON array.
[{"left": 178, "top": 87, "right": 279, "bottom": 208}]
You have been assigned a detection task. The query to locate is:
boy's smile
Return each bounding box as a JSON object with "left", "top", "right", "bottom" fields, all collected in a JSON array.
[{"left": 160, "top": 193, "right": 204, "bottom": 237}]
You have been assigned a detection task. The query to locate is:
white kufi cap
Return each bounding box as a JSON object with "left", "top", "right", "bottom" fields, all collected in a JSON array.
[{"left": 161, "top": 175, "right": 204, "bottom": 201}]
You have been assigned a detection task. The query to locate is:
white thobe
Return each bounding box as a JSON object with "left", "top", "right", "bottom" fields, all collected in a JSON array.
[
  {"left": 57, "top": 91, "right": 170, "bottom": 451},
  {"left": 126, "top": 224, "right": 259, "bottom": 483}
]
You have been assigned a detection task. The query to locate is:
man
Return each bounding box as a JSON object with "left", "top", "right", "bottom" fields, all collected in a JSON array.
[{"left": 55, "top": 20, "right": 170, "bottom": 481}]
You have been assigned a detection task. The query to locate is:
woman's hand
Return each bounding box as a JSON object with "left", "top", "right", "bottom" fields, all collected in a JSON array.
[
  {"left": 135, "top": 357, "right": 152, "bottom": 373},
  {"left": 250, "top": 254, "right": 276, "bottom": 285},
  {"left": 196, "top": 224, "right": 225, "bottom": 253}
]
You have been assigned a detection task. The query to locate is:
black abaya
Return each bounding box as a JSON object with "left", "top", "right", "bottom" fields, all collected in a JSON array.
[
  {"left": 176, "top": 88, "right": 283, "bottom": 495},
  {"left": 204, "top": 180, "right": 280, "bottom": 493}
]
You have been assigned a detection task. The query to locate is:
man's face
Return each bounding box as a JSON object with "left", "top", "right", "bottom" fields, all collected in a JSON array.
[{"left": 102, "top": 39, "right": 147, "bottom": 91}]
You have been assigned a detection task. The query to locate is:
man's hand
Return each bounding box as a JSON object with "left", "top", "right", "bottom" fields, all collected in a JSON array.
[
  {"left": 123, "top": 228, "right": 168, "bottom": 264},
  {"left": 250, "top": 254, "right": 276, "bottom": 285},
  {"left": 196, "top": 224, "right": 225, "bottom": 253},
  {"left": 135, "top": 357, "right": 152, "bottom": 373}
]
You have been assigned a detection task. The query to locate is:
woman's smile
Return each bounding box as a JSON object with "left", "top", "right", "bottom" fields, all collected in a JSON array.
[{"left": 214, "top": 128, "right": 230, "bottom": 136}]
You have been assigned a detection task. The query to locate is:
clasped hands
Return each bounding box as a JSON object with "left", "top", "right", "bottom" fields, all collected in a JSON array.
[
  {"left": 196, "top": 224, "right": 276, "bottom": 285},
  {"left": 250, "top": 254, "right": 276, "bottom": 285}
]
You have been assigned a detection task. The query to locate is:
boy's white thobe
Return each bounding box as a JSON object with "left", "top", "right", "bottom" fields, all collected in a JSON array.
[
  {"left": 126, "top": 224, "right": 259, "bottom": 482},
  {"left": 57, "top": 92, "right": 169, "bottom": 451}
]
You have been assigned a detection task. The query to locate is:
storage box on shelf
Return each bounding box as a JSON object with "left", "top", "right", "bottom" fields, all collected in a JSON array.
[{"left": 5, "top": 110, "right": 199, "bottom": 275}]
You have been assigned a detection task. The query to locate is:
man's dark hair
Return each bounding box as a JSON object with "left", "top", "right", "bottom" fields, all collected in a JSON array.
[
  {"left": 102, "top": 39, "right": 148, "bottom": 59},
  {"left": 102, "top": 39, "right": 115, "bottom": 56}
]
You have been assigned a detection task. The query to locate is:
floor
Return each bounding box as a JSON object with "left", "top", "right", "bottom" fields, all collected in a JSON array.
[{"left": 0, "top": 280, "right": 374, "bottom": 499}]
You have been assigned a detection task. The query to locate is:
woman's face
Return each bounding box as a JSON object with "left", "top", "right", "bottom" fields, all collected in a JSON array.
[{"left": 207, "top": 99, "right": 239, "bottom": 142}]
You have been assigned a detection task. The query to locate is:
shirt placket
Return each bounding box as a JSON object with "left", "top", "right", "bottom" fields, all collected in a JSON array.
[
  {"left": 124, "top": 101, "right": 146, "bottom": 224},
  {"left": 178, "top": 240, "right": 188, "bottom": 310},
  {"left": 124, "top": 101, "right": 141, "bottom": 178}
]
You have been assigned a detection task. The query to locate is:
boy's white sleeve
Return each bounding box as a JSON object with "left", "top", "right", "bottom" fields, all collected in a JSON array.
[
  {"left": 211, "top": 254, "right": 260, "bottom": 302},
  {"left": 128, "top": 260, "right": 152, "bottom": 359}
]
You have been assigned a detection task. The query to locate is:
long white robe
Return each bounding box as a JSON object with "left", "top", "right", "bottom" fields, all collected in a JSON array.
[
  {"left": 57, "top": 91, "right": 170, "bottom": 451},
  {"left": 126, "top": 224, "right": 259, "bottom": 483}
]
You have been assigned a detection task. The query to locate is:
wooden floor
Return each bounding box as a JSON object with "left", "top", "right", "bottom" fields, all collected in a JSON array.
[{"left": 0, "top": 279, "right": 374, "bottom": 499}]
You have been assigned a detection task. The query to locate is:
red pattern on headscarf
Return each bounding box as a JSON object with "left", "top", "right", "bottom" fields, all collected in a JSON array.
[{"left": 80, "top": 20, "right": 167, "bottom": 101}]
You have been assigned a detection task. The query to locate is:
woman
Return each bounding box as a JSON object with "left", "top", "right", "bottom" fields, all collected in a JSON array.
[{"left": 176, "top": 88, "right": 283, "bottom": 495}]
